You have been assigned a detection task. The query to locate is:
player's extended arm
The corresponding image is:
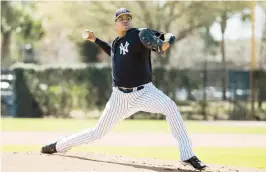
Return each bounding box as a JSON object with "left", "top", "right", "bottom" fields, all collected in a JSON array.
[
  {"left": 95, "top": 38, "right": 111, "bottom": 57},
  {"left": 82, "top": 29, "right": 111, "bottom": 57},
  {"left": 138, "top": 28, "right": 176, "bottom": 53}
]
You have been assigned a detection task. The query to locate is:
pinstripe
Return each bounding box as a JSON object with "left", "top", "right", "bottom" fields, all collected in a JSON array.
[
  {"left": 58, "top": 95, "right": 119, "bottom": 151},
  {"left": 138, "top": 85, "right": 167, "bottom": 113},
  {"left": 146, "top": 87, "right": 187, "bottom": 141},
  {"left": 155, "top": 86, "right": 193, "bottom": 160},
  {"left": 166, "top": 103, "right": 191, "bottom": 159},
  {"left": 131, "top": 91, "right": 150, "bottom": 110},
  {"left": 95, "top": 93, "right": 119, "bottom": 139},
  {"left": 152, "top": 90, "right": 190, "bottom": 159},
  {"left": 103, "top": 92, "right": 122, "bottom": 134},
  {"left": 54, "top": 82, "right": 194, "bottom": 161},
  {"left": 130, "top": 85, "right": 154, "bottom": 110},
  {"left": 134, "top": 83, "right": 194, "bottom": 161},
  {"left": 56, "top": 89, "right": 129, "bottom": 152},
  {"left": 159, "top": 87, "right": 193, "bottom": 160},
  {"left": 56, "top": 96, "right": 116, "bottom": 152},
  {"left": 156, "top": 89, "right": 190, "bottom": 159},
  {"left": 139, "top": 86, "right": 165, "bottom": 113}
]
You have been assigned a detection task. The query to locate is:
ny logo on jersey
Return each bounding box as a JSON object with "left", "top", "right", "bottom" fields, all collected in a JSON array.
[{"left": 120, "top": 41, "right": 129, "bottom": 55}]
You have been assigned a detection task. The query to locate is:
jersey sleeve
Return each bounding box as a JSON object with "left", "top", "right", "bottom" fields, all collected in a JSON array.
[{"left": 95, "top": 38, "right": 111, "bottom": 57}]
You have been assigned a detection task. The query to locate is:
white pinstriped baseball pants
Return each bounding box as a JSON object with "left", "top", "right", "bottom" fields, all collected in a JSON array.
[{"left": 56, "top": 82, "right": 195, "bottom": 161}]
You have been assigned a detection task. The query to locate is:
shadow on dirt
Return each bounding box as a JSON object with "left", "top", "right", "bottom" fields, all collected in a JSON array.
[{"left": 54, "top": 154, "right": 197, "bottom": 172}]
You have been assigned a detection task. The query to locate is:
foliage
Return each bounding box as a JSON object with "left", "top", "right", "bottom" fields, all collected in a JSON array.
[
  {"left": 1, "top": 1, "right": 45, "bottom": 64},
  {"left": 78, "top": 41, "right": 101, "bottom": 63},
  {"left": 10, "top": 63, "right": 266, "bottom": 120},
  {"left": 10, "top": 63, "right": 203, "bottom": 117},
  {"left": 57, "top": 1, "right": 211, "bottom": 65},
  {"left": 50, "top": 1, "right": 252, "bottom": 66},
  {"left": 199, "top": 26, "right": 219, "bottom": 55}
]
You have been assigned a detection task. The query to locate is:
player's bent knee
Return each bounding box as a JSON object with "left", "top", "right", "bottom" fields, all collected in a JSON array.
[
  {"left": 91, "top": 127, "right": 108, "bottom": 140},
  {"left": 166, "top": 100, "right": 177, "bottom": 109},
  {"left": 165, "top": 100, "right": 179, "bottom": 114}
]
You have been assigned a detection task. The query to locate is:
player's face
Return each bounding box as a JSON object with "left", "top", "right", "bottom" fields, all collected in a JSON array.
[{"left": 115, "top": 14, "right": 132, "bottom": 32}]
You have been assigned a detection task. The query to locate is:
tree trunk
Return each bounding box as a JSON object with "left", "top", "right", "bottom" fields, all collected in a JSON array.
[
  {"left": 203, "top": 59, "right": 208, "bottom": 120},
  {"left": 258, "top": 24, "right": 266, "bottom": 109},
  {"left": 221, "top": 13, "right": 227, "bottom": 101},
  {"left": 1, "top": 31, "right": 11, "bottom": 60}
]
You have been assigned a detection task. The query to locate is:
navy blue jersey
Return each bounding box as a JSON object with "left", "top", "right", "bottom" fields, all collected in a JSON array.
[{"left": 95, "top": 28, "right": 157, "bottom": 87}]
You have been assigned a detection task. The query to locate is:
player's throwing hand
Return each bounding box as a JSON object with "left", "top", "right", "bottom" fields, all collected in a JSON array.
[{"left": 82, "top": 29, "right": 96, "bottom": 42}]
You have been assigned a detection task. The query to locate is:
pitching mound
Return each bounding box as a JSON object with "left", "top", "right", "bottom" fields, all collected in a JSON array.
[{"left": 2, "top": 152, "right": 264, "bottom": 172}]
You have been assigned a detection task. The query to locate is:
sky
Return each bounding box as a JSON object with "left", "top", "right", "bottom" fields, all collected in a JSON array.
[{"left": 210, "top": 4, "right": 266, "bottom": 41}]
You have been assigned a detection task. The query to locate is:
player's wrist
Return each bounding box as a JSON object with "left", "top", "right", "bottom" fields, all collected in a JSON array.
[
  {"left": 93, "top": 38, "right": 99, "bottom": 43},
  {"left": 162, "top": 41, "right": 170, "bottom": 51}
]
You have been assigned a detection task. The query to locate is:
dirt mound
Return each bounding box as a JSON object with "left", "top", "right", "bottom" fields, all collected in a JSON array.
[{"left": 2, "top": 152, "right": 265, "bottom": 172}]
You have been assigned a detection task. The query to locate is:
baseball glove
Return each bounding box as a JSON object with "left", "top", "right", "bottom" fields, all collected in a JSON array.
[{"left": 139, "top": 28, "right": 164, "bottom": 53}]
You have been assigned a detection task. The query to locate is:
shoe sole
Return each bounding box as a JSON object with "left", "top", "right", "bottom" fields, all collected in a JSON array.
[
  {"left": 181, "top": 161, "right": 207, "bottom": 171},
  {"left": 41, "top": 146, "right": 57, "bottom": 154}
]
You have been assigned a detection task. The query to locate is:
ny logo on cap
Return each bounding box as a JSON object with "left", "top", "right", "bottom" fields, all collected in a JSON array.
[
  {"left": 120, "top": 41, "right": 129, "bottom": 55},
  {"left": 120, "top": 9, "right": 128, "bottom": 13}
]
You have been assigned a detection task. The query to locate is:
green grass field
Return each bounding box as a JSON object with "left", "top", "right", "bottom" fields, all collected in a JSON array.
[
  {"left": 2, "top": 118, "right": 266, "bottom": 134},
  {"left": 1, "top": 118, "right": 266, "bottom": 169}
]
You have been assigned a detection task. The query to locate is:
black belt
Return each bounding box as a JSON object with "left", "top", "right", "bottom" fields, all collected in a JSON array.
[{"left": 118, "top": 86, "right": 144, "bottom": 93}]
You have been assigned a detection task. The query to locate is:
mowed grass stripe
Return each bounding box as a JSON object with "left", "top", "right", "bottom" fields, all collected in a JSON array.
[{"left": 1, "top": 118, "right": 266, "bottom": 134}]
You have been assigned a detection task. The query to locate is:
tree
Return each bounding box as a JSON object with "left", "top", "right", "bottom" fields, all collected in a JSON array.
[
  {"left": 199, "top": 1, "right": 250, "bottom": 100},
  {"left": 34, "top": 1, "right": 253, "bottom": 68},
  {"left": 78, "top": 41, "right": 101, "bottom": 63},
  {"left": 1, "top": 1, "right": 19, "bottom": 61},
  {"left": 134, "top": 1, "right": 212, "bottom": 66},
  {"left": 228, "top": 1, "right": 266, "bottom": 112},
  {"left": 257, "top": 2, "right": 266, "bottom": 110},
  {"left": 56, "top": 1, "right": 214, "bottom": 66},
  {"left": 1, "top": 1, "right": 44, "bottom": 65},
  {"left": 258, "top": 2, "right": 266, "bottom": 69}
]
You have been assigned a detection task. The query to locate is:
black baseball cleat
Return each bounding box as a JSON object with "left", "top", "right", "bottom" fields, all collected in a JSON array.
[
  {"left": 182, "top": 156, "right": 207, "bottom": 170},
  {"left": 41, "top": 142, "right": 57, "bottom": 154}
]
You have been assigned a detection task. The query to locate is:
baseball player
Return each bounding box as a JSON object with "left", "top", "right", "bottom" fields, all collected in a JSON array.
[{"left": 41, "top": 8, "right": 207, "bottom": 170}]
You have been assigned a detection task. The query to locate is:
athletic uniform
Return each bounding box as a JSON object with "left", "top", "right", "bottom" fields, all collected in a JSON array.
[{"left": 41, "top": 8, "right": 207, "bottom": 171}]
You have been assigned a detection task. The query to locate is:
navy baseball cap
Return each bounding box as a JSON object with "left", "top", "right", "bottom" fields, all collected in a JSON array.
[{"left": 115, "top": 8, "right": 133, "bottom": 21}]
